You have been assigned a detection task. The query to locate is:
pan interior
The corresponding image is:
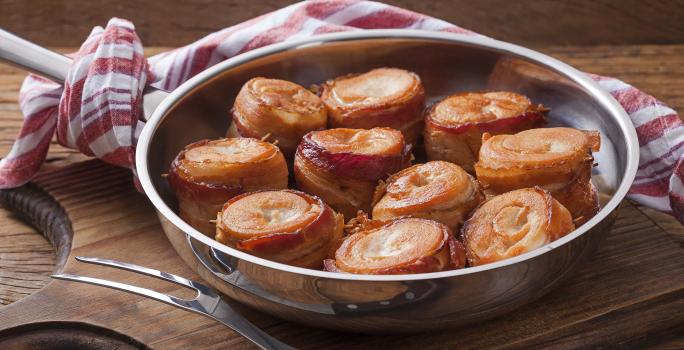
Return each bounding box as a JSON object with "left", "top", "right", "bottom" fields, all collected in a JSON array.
[{"left": 145, "top": 36, "right": 631, "bottom": 277}]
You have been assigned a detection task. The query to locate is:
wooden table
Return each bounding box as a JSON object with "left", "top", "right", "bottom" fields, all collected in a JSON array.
[{"left": 0, "top": 44, "right": 683, "bottom": 349}]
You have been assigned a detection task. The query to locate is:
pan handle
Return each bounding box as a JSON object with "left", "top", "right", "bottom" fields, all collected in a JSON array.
[
  {"left": 0, "top": 28, "right": 71, "bottom": 84},
  {"left": 0, "top": 28, "right": 168, "bottom": 121}
]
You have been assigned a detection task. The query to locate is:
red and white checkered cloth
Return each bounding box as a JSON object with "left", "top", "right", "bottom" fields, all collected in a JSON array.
[{"left": 1, "top": 0, "right": 683, "bottom": 223}]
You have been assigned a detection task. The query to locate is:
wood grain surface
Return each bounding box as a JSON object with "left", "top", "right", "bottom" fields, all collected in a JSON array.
[
  {"left": 0, "top": 208, "right": 54, "bottom": 305},
  {"left": 0, "top": 43, "right": 683, "bottom": 348},
  {"left": 1, "top": 0, "right": 683, "bottom": 47},
  {"left": 0, "top": 160, "right": 682, "bottom": 350}
]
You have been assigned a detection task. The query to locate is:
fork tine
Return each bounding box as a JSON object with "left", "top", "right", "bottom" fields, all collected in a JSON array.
[
  {"left": 51, "top": 273, "right": 195, "bottom": 311},
  {"left": 75, "top": 256, "right": 207, "bottom": 292}
]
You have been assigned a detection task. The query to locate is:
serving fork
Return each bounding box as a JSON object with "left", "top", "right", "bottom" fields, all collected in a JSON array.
[{"left": 52, "top": 256, "right": 296, "bottom": 350}]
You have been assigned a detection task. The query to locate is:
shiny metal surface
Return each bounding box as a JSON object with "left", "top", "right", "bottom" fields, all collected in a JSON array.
[
  {"left": 137, "top": 30, "right": 639, "bottom": 333},
  {"left": 0, "top": 28, "right": 71, "bottom": 83},
  {"left": 52, "top": 257, "right": 295, "bottom": 350},
  {"left": 0, "top": 28, "right": 167, "bottom": 121}
]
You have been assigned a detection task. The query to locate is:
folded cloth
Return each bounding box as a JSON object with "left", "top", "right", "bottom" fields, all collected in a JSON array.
[{"left": 1, "top": 0, "right": 682, "bottom": 223}]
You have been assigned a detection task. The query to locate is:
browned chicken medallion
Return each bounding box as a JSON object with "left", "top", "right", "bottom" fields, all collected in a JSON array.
[
  {"left": 228, "top": 77, "right": 328, "bottom": 158},
  {"left": 372, "top": 161, "right": 484, "bottom": 231},
  {"left": 294, "top": 127, "right": 411, "bottom": 218},
  {"left": 462, "top": 187, "right": 575, "bottom": 266},
  {"left": 215, "top": 190, "right": 344, "bottom": 269},
  {"left": 168, "top": 138, "right": 288, "bottom": 235},
  {"left": 325, "top": 217, "right": 466, "bottom": 274},
  {"left": 424, "top": 91, "right": 546, "bottom": 172},
  {"left": 475, "top": 127, "right": 601, "bottom": 225},
  {"left": 321, "top": 68, "right": 425, "bottom": 145}
]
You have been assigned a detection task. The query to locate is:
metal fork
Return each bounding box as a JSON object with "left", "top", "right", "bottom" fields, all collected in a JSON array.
[{"left": 52, "top": 256, "right": 296, "bottom": 350}]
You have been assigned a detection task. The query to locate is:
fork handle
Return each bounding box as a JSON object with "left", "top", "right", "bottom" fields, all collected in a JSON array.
[{"left": 210, "top": 302, "right": 297, "bottom": 350}]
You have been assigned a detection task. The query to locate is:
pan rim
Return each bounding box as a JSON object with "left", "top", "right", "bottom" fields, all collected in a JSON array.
[{"left": 136, "top": 29, "right": 639, "bottom": 282}]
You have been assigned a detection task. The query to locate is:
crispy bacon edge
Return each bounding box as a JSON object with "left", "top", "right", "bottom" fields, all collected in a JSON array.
[
  {"left": 324, "top": 216, "right": 467, "bottom": 274},
  {"left": 167, "top": 139, "right": 245, "bottom": 203},
  {"left": 295, "top": 131, "right": 412, "bottom": 183},
  {"left": 216, "top": 189, "right": 342, "bottom": 259},
  {"left": 425, "top": 106, "right": 546, "bottom": 135}
]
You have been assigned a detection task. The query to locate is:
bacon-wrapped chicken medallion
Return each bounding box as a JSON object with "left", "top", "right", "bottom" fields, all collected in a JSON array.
[
  {"left": 215, "top": 190, "right": 344, "bottom": 269},
  {"left": 424, "top": 92, "right": 546, "bottom": 172},
  {"left": 325, "top": 217, "right": 466, "bottom": 274},
  {"left": 294, "top": 127, "right": 412, "bottom": 218},
  {"left": 462, "top": 187, "right": 575, "bottom": 266},
  {"left": 372, "top": 161, "right": 484, "bottom": 230},
  {"left": 475, "top": 127, "right": 601, "bottom": 224},
  {"left": 321, "top": 68, "right": 425, "bottom": 145},
  {"left": 168, "top": 138, "right": 288, "bottom": 235},
  {"left": 228, "top": 77, "right": 328, "bottom": 157}
]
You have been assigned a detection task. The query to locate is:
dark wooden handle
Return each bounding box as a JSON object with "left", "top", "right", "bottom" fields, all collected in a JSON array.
[{"left": 0, "top": 183, "right": 73, "bottom": 273}]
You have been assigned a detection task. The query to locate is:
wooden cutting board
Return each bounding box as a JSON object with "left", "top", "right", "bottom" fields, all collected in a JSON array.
[
  {"left": 0, "top": 161, "right": 682, "bottom": 350},
  {"left": 1, "top": 45, "right": 684, "bottom": 349}
]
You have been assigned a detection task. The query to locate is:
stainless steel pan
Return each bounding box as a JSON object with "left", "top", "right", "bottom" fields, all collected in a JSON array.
[{"left": 0, "top": 29, "right": 639, "bottom": 333}]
